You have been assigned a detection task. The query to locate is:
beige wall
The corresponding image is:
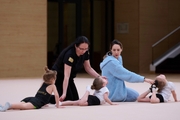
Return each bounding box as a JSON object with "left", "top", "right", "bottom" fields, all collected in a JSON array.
[
  {"left": 114, "top": 0, "right": 140, "bottom": 72},
  {"left": 0, "top": 0, "right": 47, "bottom": 78},
  {"left": 0, "top": 0, "right": 180, "bottom": 78},
  {"left": 114, "top": 0, "right": 180, "bottom": 73}
]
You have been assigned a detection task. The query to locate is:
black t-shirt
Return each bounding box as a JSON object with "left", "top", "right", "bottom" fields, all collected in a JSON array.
[{"left": 52, "top": 47, "right": 89, "bottom": 78}]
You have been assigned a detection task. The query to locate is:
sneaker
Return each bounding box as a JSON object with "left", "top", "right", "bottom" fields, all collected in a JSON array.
[{"left": 86, "top": 85, "right": 91, "bottom": 92}]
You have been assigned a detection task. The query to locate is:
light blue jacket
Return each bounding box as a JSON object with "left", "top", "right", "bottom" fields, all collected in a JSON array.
[{"left": 100, "top": 55, "right": 145, "bottom": 102}]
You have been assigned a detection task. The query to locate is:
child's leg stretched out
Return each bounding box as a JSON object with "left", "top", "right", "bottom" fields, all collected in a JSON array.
[
  {"left": 0, "top": 102, "right": 35, "bottom": 112},
  {"left": 9, "top": 102, "right": 35, "bottom": 110},
  {"left": 137, "top": 90, "right": 151, "bottom": 102},
  {"left": 138, "top": 85, "right": 163, "bottom": 103},
  {"left": 77, "top": 91, "right": 90, "bottom": 106},
  {"left": 61, "top": 85, "right": 91, "bottom": 106},
  {"left": 149, "top": 90, "right": 161, "bottom": 103},
  {"left": 60, "top": 100, "right": 80, "bottom": 106}
]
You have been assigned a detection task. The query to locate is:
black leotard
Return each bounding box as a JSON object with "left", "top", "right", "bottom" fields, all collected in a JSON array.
[{"left": 21, "top": 82, "right": 51, "bottom": 109}]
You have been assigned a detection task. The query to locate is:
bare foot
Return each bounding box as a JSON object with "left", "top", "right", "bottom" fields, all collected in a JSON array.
[{"left": 43, "top": 104, "right": 49, "bottom": 107}]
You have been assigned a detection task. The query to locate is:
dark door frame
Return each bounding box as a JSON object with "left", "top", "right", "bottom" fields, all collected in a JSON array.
[
  {"left": 90, "top": 0, "right": 114, "bottom": 51},
  {"left": 48, "top": 0, "right": 114, "bottom": 53},
  {"left": 48, "top": 0, "right": 114, "bottom": 71},
  {"left": 90, "top": 0, "right": 114, "bottom": 71},
  {"left": 57, "top": 0, "right": 81, "bottom": 53}
]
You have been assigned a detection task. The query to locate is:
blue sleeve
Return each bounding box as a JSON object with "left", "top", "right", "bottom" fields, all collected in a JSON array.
[{"left": 108, "top": 60, "right": 144, "bottom": 83}]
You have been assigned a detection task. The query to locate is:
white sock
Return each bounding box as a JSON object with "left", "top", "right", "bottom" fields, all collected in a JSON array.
[
  {"left": 152, "top": 87, "right": 156, "bottom": 92},
  {"left": 86, "top": 85, "right": 91, "bottom": 92},
  {"left": 0, "top": 102, "right": 11, "bottom": 112},
  {"left": 59, "top": 101, "right": 62, "bottom": 106},
  {"left": 55, "top": 101, "right": 62, "bottom": 106},
  {"left": 0, "top": 105, "right": 3, "bottom": 112}
]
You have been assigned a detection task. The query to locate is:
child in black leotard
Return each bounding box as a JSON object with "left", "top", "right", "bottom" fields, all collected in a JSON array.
[{"left": 0, "top": 66, "right": 61, "bottom": 112}]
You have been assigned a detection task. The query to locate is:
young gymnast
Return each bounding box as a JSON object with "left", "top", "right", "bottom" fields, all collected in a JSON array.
[
  {"left": 137, "top": 74, "right": 180, "bottom": 103},
  {"left": 60, "top": 77, "right": 118, "bottom": 106},
  {"left": 0, "top": 66, "right": 61, "bottom": 112}
]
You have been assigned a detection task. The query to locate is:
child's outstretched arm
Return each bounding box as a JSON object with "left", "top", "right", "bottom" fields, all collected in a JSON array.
[
  {"left": 52, "top": 85, "right": 60, "bottom": 108},
  {"left": 171, "top": 90, "right": 180, "bottom": 102},
  {"left": 103, "top": 92, "right": 118, "bottom": 105}
]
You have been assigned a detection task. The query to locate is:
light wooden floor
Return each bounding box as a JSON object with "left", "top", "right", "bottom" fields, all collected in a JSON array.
[{"left": 0, "top": 73, "right": 180, "bottom": 120}]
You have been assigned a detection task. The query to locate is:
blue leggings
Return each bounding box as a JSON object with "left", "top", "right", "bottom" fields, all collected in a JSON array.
[{"left": 124, "top": 87, "right": 139, "bottom": 102}]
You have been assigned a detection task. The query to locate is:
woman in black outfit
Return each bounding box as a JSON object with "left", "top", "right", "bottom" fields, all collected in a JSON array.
[{"left": 49, "top": 36, "right": 101, "bottom": 104}]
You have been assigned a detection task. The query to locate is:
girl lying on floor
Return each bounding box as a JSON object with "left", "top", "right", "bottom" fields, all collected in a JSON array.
[
  {"left": 59, "top": 76, "right": 118, "bottom": 106},
  {"left": 137, "top": 74, "right": 180, "bottom": 103}
]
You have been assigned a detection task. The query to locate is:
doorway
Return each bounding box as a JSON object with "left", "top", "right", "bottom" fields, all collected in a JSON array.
[{"left": 47, "top": 0, "right": 114, "bottom": 72}]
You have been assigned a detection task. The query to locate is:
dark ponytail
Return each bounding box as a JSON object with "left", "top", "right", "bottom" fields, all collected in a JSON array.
[{"left": 53, "top": 36, "right": 90, "bottom": 69}]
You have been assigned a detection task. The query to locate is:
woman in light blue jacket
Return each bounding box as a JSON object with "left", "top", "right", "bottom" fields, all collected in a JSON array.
[{"left": 100, "top": 40, "right": 154, "bottom": 102}]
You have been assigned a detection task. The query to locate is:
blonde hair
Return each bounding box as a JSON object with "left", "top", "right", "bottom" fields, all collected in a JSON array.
[
  {"left": 155, "top": 75, "right": 167, "bottom": 92},
  {"left": 156, "top": 80, "right": 166, "bottom": 92},
  {"left": 91, "top": 77, "right": 104, "bottom": 90},
  {"left": 43, "top": 66, "right": 57, "bottom": 83}
]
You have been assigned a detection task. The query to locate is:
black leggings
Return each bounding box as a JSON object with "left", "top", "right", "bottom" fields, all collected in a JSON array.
[{"left": 49, "top": 75, "right": 79, "bottom": 104}]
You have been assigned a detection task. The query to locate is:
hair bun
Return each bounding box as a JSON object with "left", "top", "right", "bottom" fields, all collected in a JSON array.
[{"left": 44, "top": 66, "right": 49, "bottom": 72}]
